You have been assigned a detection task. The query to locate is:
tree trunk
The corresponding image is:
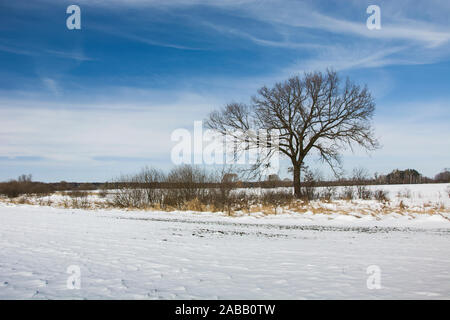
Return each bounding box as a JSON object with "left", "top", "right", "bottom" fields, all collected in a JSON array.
[{"left": 293, "top": 164, "right": 301, "bottom": 198}]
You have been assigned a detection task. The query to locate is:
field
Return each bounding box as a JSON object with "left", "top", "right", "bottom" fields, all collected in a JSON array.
[{"left": 0, "top": 183, "right": 449, "bottom": 299}]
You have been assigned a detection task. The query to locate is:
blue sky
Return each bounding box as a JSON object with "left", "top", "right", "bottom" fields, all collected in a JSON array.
[{"left": 0, "top": 0, "right": 449, "bottom": 182}]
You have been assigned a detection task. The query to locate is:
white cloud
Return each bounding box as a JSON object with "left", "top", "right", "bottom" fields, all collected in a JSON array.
[
  {"left": 0, "top": 43, "right": 94, "bottom": 61},
  {"left": 358, "top": 100, "right": 450, "bottom": 158},
  {"left": 41, "top": 78, "right": 60, "bottom": 95},
  {"left": 0, "top": 91, "right": 221, "bottom": 166},
  {"left": 285, "top": 45, "right": 408, "bottom": 75},
  {"left": 69, "top": 0, "right": 450, "bottom": 47}
]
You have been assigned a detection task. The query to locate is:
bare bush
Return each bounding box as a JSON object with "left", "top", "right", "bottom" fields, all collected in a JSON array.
[
  {"left": 38, "top": 198, "right": 53, "bottom": 207},
  {"left": 110, "top": 165, "right": 298, "bottom": 213},
  {"left": 261, "top": 190, "right": 294, "bottom": 207},
  {"left": 71, "top": 196, "right": 90, "bottom": 209},
  {"left": 98, "top": 189, "right": 108, "bottom": 198},
  {"left": 340, "top": 186, "right": 355, "bottom": 200},
  {"left": 15, "top": 196, "right": 32, "bottom": 205},
  {"left": 361, "top": 189, "right": 373, "bottom": 200},
  {"left": 213, "top": 168, "right": 241, "bottom": 214},
  {"left": 164, "top": 165, "right": 214, "bottom": 208},
  {"left": 112, "top": 165, "right": 226, "bottom": 210},
  {"left": 397, "top": 188, "right": 412, "bottom": 199},
  {"left": 62, "top": 191, "right": 90, "bottom": 208},
  {"left": 435, "top": 169, "right": 450, "bottom": 183},
  {"left": 300, "top": 167, "right": 321, "bottom": 201},
  {"left": 352, "top": 167, "right": 371, "bottom": 199},
  {"left": 373, "top": 189, "right": 389, "bottom": 202},
  {"left": 319, "top": 186, "right": 336, "bottom": 201},
  {"left": 106, "top": 164, "right": 398, "bottom": 213},
  {"left": 0, "top": 175, "right": 53, "bottom": 198},
  {"left": 0, "top": 181, "right": 24, "bottom": 198},
  {"left": 112, "top": 166, "right": 166, "bottom": 208},
  {"left": 68, "top": 191, "right": 90, "bottom": 198}
]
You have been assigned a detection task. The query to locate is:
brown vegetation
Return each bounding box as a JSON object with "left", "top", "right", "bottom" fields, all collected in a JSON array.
[{"left": 0, "top": 175, "right": 53, "bottom": 198}]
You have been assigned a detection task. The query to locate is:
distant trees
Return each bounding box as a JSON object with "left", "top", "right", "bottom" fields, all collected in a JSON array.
[
  {"left": 1, "top": 167, "right": 446, "bottom": 203},
  {"left": 385, "top": 169, "right": 422, "bottom": 184},
  {"left": 0, "top": 174, "right": 52, "bottom": 198},
  {"left": 18, "top": 174, "right": 32, "bottom": 183},
  {"left": 206, "top": 70, "right": 379, "bottom": 198},
  {"left": 352, "top": 167, "right": 369, "bottom": 183},
  {"left": 222, "top": 173, "right": 238, "bottom": 183},
  {"left": 435, "top": 168, "right": 450, "bottom": 183},
  {"left": 267, "top": 174, "right": 281, "bottom": 182}
]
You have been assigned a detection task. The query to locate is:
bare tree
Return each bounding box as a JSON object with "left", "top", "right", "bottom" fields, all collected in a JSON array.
[
  {"left": 352, "top": 167, "right": 371, "bottom": 199},
  {"left": 18, "top": 174, "right": 32, "bottom": 183},
  {"left": 435, "top": 168, "right": 450, "bottom": 183},
  {"left": 206, "top": 70, "right": 379, "bottom": 198}
]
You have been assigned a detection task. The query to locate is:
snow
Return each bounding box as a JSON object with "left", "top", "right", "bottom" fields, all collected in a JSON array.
[
  {"left": 1, "top": 201, "right": 449, "bottom": 299},
  {"left": 239, "top": 183, "right": 450, "bottom": 205}
]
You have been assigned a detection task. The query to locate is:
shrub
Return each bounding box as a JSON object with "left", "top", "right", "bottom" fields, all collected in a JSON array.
[
  {"left": 360, "top": 188, "right": 373, "bottom": 200},
  {"left": 300, "top": 167, "right": 321, "bottom": 201},
  {"left": 164, "top": 165, "right": 212, "bottom": 207},
  {"left": 112, "top": 166, "right": 166, "bottom": 208},
  {"left": 0, "top": 181, "right": 23, "bottom": 198},
  {"left": 183, "top": 198, "right": 205, "bottom": 211},
  {"left": 340, "top": 186, "right": 355, "bottom": 200},
  {"left": 352, "top": 167, "right": 370, "bottom": 199},
  {"left": 0, "top": 176, "right": 53, "bottom": 198},
  {"left": 109, "top": 165, "right": 298, "bottom": 213},
  {"left": 70, "top": 195, "right": 90, "bottom": 209},
  {"left": 261, "top": 190, "right": 294, "bottom": 206},
  {"left": 319, "top": 186, "right": 336, "bottom": 201},
  {"left": 435, "top": 169, "right": 450, "bottom": 183},
  {"left": 98, "top": 189, "right": 108, "bottom": 198},
  {"left": 374, "top": 189, "right": 389, "bottom": 202},
  {"left": 397, "top": 188, "right": 412, "bottom": 199},
  {"left": 69, "top": 191, "right": 90, "bottom": 198}
]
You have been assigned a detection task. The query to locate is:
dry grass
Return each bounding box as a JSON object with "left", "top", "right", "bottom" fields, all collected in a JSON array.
[
  {"left": 399, "top": 200, "right": 407, "bottom": 210},
  {"left": 183, "top": 198, "right": 207, "bottom": 212},
  {"left": 1, "top": 190, "right": 449, "bottom": 219}
]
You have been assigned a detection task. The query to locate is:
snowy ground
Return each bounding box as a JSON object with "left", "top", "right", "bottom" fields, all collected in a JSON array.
[{"left": 1, "top": 202, "right": 449, "bottom": 299}]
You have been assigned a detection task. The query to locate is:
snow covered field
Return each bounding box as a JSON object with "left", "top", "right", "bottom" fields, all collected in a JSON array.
[{"left": 1, "top": 199, "right": 449, "bottom": 299}]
